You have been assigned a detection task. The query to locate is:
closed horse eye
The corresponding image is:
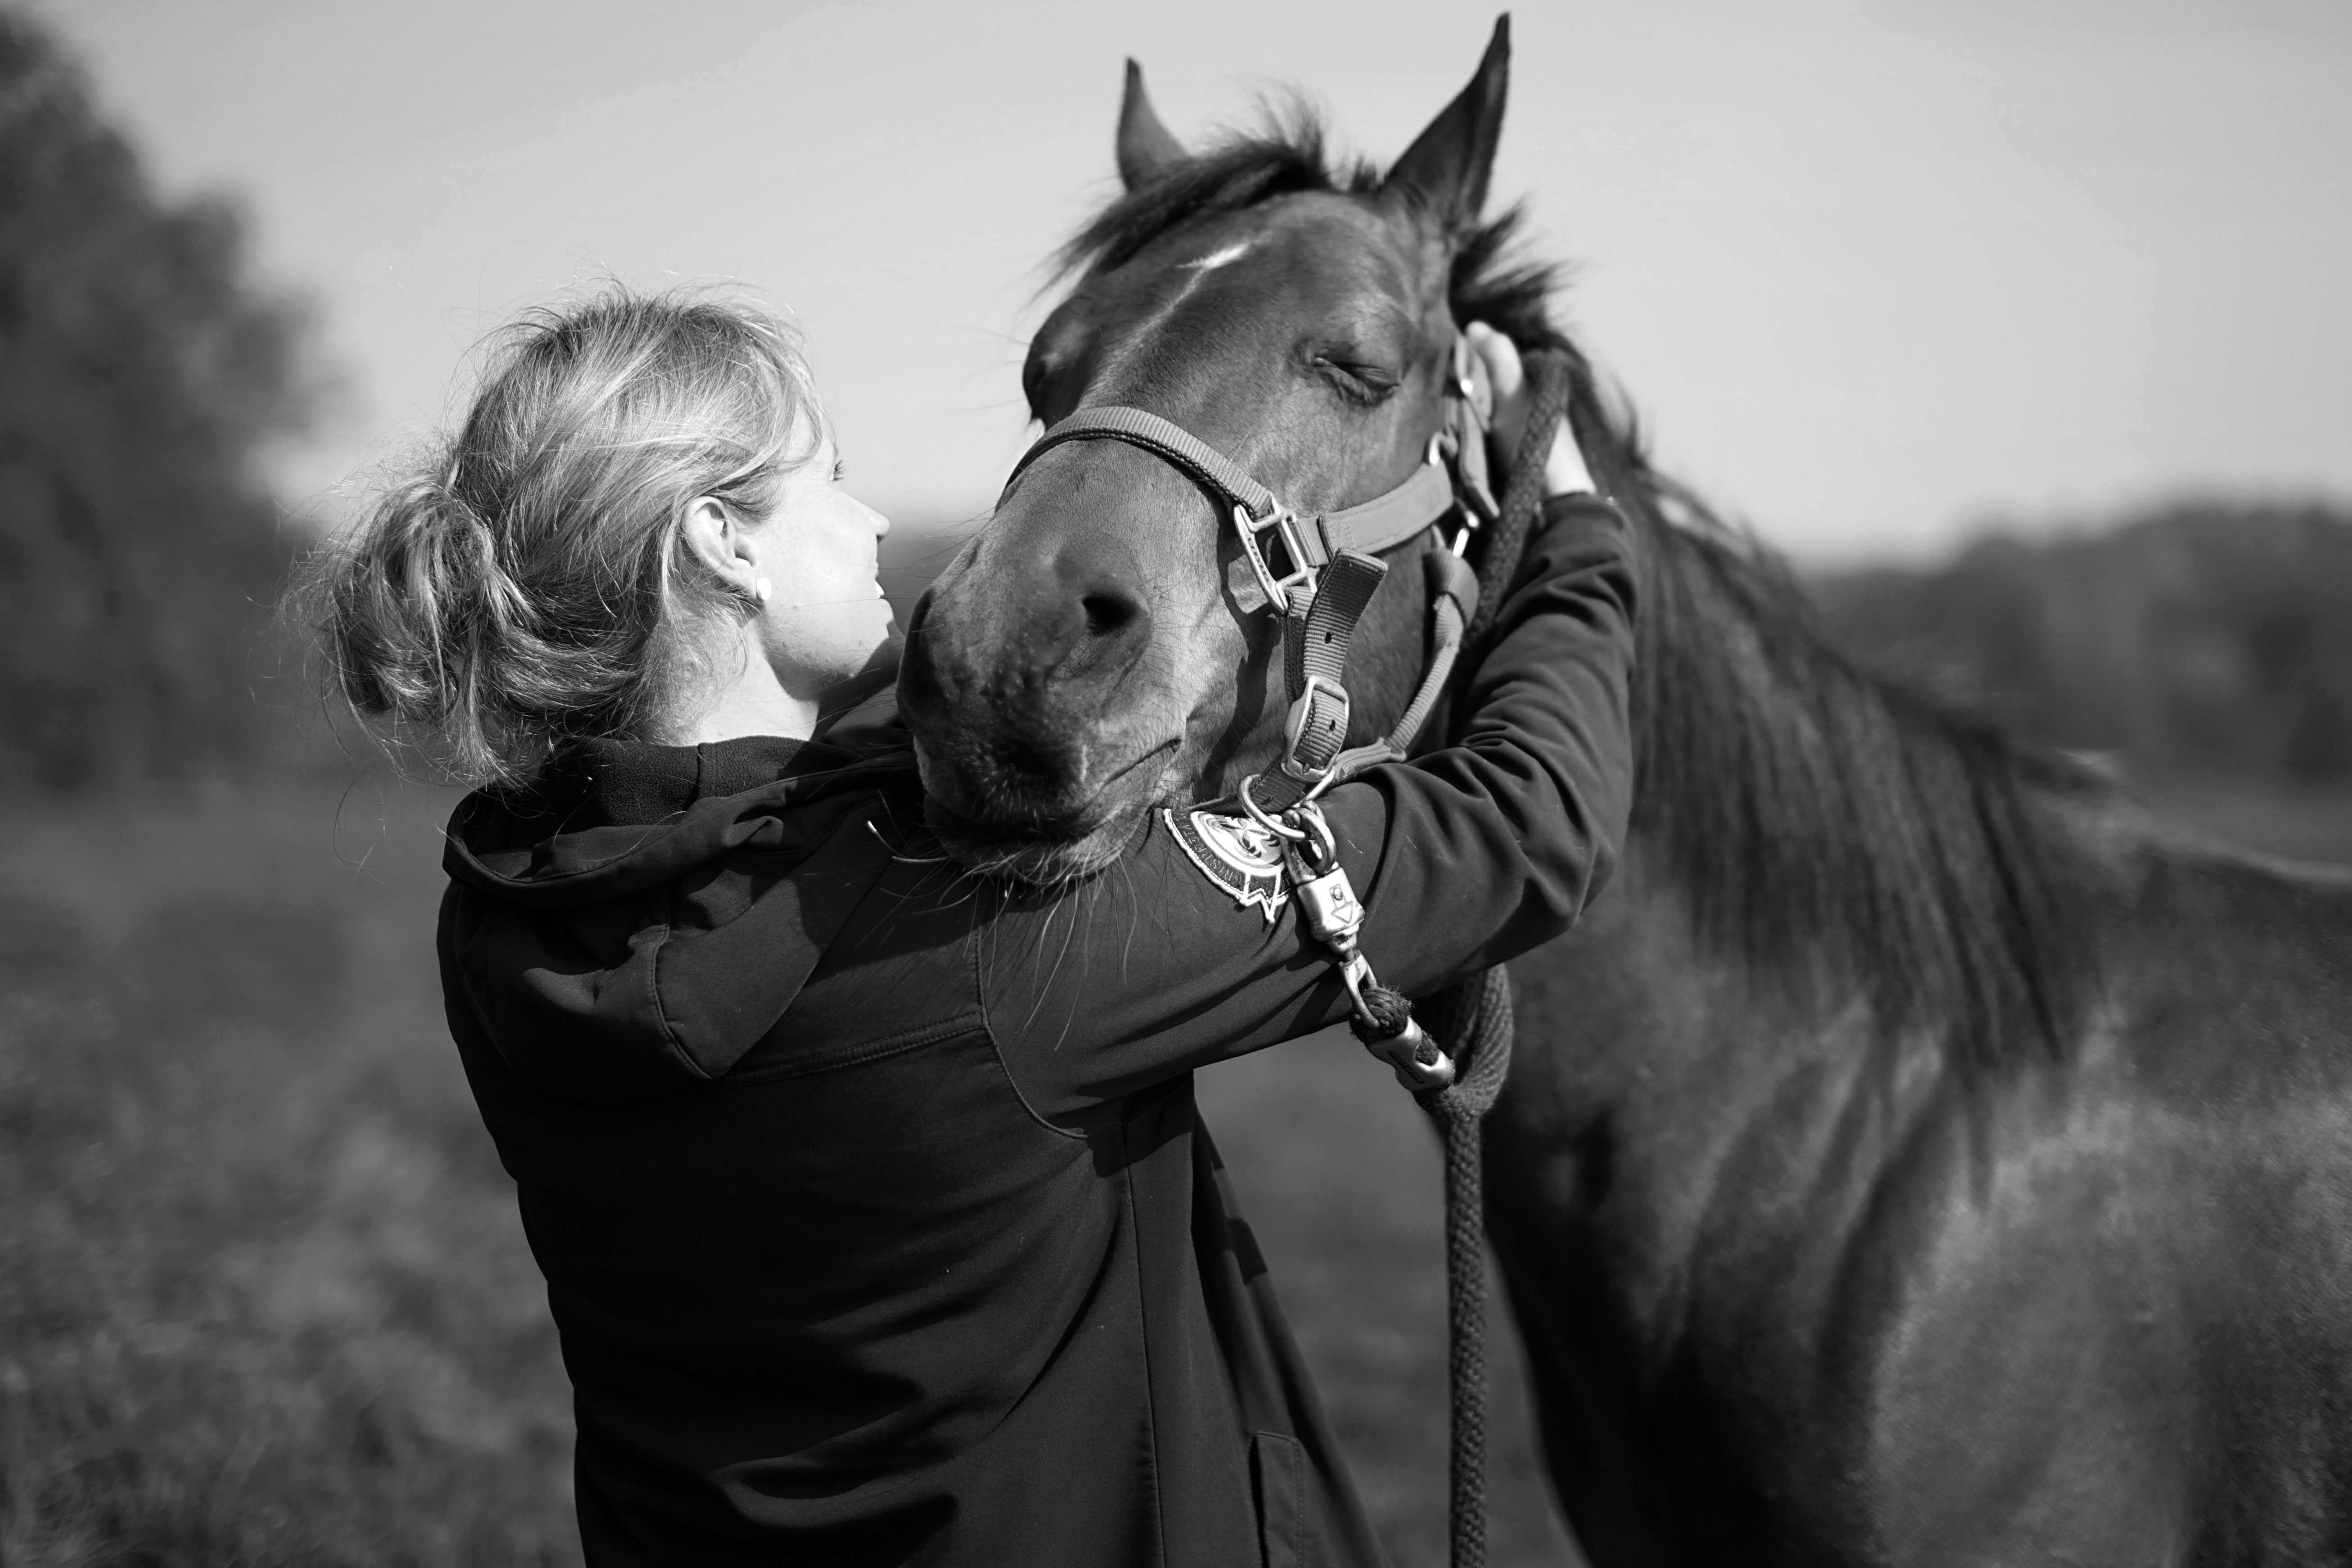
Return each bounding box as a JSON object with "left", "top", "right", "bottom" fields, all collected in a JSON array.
[{"left": 1308, "top": 355, "right": 1399, "bottom": 407}]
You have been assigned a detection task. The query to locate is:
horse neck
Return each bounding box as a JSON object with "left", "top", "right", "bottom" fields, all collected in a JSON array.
[{"left": 1612, "top": 480, "right": 2098, "bottom": 1072}]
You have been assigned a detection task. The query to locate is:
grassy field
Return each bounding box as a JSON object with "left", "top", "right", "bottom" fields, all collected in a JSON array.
[
  {"left": 3, "top": 767, "right": 2348, "bottom": 1565},
  {"left": 0, "top": 779, "right": 574, "bottom": 1566}
]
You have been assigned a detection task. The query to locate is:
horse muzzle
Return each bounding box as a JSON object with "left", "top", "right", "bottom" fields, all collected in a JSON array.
[{"left": 898, "top": 554, "right": 1178, "bottom": 882}]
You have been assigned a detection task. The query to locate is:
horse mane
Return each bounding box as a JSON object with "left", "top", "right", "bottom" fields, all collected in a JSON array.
[{"left": 1061, "top": 110, "right": 2104, "bottom": 1069}]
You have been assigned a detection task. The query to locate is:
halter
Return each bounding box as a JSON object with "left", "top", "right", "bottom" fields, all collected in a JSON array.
[{"left": 1001, "top": 334, "right": 1499, "bottom": 823}]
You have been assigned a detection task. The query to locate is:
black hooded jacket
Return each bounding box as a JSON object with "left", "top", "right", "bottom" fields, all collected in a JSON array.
[{"left": 438, "top": 495, "right": 1635, "bottom": 1567}]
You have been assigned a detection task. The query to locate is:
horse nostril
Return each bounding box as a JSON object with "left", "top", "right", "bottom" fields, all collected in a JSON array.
[{"left": 1080, "top": 588, "right": 1145, "bottom": 639}]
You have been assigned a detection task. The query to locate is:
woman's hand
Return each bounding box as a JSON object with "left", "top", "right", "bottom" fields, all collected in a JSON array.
[{"left": 1463, "top": 321, "right": 1597, "bottom": 499}]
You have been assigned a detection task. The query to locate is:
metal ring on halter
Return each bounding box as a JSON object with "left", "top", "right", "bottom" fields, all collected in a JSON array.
[
  {"left": 1288, "top": 800, "right": 1339, "bottom": 870},
  {"left": 1236, "top": 775, "right": 1308, "bottom": 840}
]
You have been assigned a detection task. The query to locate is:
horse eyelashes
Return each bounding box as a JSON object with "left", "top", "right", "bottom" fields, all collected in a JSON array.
[{"left": 1309, "top": 357, "right": 1398, "bottom": 406}]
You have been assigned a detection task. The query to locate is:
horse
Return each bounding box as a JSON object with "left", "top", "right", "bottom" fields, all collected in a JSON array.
[{"left": 898, "top": 19, "right": 2352, "bottom": 1565}]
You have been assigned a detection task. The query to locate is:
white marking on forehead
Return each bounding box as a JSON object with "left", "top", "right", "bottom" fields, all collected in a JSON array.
[
  {"left": 1179, "top": 240, "right": 1254, "bottom": 273},
  {"left": 1098, "top": 238, "right": 1259, "bottom": 382}
]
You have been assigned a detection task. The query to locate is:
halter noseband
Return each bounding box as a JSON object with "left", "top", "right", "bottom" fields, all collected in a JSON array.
[{"left": 999, "top": 334, "right": 1499, "bottom": 818}]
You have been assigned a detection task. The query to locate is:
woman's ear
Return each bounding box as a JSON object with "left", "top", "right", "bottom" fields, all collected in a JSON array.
[{"left": 679, "top": 497, "right": 760, "bottom": 601}]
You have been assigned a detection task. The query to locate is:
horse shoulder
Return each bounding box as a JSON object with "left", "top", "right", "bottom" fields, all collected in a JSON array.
[{"left": 1863, "top": 797, "right": 2352, "bottom": 1560}]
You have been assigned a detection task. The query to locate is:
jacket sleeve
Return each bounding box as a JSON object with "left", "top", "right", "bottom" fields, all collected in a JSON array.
[{"left": 980, "top": 496, "right": 1638, "bottom": 1123}]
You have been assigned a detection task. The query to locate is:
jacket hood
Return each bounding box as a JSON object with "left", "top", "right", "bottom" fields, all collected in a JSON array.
[{"left": 442, "top": 730, "right": 916, "bottom": 1102}]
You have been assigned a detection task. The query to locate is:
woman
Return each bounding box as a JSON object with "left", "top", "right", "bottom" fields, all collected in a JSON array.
[{"left": 312, "top": 287, "right": 1633, "bottom": 1567}]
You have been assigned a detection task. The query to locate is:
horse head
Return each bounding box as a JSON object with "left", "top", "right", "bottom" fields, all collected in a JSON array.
[{"left": 899, "top": 20, "right": 1515, "bottom": 882}]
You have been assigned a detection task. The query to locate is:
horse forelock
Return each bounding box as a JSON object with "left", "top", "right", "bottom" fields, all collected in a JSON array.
[{"left": 1057, "top": 106, "right": 2106, "bottom": 1072}]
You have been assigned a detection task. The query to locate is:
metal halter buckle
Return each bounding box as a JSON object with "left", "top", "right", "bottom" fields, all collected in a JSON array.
[
  {"left": 1232, "top": 503, "right": 1320, "bottom": 616},
  {"left": 1279, "top": 674, "right": 1351, "bottom": 786}
]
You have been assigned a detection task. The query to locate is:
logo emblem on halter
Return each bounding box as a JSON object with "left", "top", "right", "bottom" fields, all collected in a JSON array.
[{"left": 1162, "top": 806, "right": 1289, "bottom": 922}]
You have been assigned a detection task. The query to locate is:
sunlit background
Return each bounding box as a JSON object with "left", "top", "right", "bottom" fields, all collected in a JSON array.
[{"left": 4, "top": 4, "right": 2349, "bottom": 1565}]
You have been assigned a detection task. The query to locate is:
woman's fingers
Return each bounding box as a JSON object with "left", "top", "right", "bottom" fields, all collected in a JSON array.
[
  {"left": 1543, "top": 418, "right": 1599, "bottom": 499},
  {"left": 1465, "top": 321, "right": 1524, "bottom": 397},
  {"left": 1463, "top": 322, "right": 1529, "bottom": 453},
  {"left": 1467, "top": 321, "right": 1598, "bottom": 499}
]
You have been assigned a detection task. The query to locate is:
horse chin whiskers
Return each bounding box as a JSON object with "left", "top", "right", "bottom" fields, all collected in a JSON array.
[
  {"left": 925, "top": 804, "right": 1142, "bottom": 889},
  {"left": 915, "top": 753, "right": 1158, "bottom": 887}
]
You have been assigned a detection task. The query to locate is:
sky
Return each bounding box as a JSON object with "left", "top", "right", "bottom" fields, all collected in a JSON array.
[{"left": 48, "top": 0, "right": 2352, "bottom": 563}]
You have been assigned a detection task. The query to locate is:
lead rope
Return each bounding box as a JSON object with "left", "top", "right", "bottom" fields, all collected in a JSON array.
[
  {"left": 1304, "top": 348, "right": 1576, "bottom": 1568},
  {"left": 1409, "top": 968, "right": 1513, "bottom": 1568}
]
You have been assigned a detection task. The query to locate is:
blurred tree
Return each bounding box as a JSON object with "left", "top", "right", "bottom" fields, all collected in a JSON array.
[
  {"left": 1814, "top": 501, "right": 2352, "bottom": 784},
  {"left": 0, "top": 7, "right": 317, "bottom": 790}
]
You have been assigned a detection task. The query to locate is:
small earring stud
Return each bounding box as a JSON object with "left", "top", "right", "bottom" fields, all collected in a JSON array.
[{"left": 754, "top": 577, "right": 772, "bottom": 604}]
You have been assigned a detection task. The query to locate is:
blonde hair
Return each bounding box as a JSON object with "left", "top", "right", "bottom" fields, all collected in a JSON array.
[{"left": 304, "top": 287, "right": 823, "bottom": 790}]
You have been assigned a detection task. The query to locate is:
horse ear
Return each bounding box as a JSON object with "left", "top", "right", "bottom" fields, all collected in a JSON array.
[
  {"left": 1382, "top": 15, "right": 1511, "bottom": 237},
  {"left": 1116, "top": 59, "right": 1187, "bottom": 190}
]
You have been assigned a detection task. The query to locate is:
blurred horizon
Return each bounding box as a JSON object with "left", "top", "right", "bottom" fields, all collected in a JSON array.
[{"left": 43, "top": 0, "right": 2352, "bottom": 565}]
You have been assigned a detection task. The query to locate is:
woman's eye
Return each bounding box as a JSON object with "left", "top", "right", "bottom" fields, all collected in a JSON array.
[{"left": 831, "top": 458, "right": 847, "bottom": 483}]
